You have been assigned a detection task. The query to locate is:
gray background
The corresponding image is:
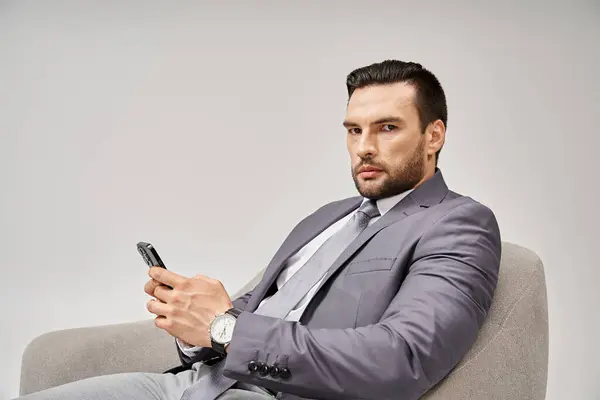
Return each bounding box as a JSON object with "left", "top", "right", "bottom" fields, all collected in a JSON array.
[{"left": 1, "top": 1, "right": 598, "bottom": 399}]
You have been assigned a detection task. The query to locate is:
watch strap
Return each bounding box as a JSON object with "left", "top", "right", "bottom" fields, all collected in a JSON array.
[
  {"left": 226, "top": 307, "right": 242, "bottom": 318},
  {"left": 211, "top": 340, "right": 226, "bottom": 355}
]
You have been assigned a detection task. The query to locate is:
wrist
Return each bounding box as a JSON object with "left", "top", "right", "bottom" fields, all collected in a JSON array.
[{"left": 209, "top": 307, "right": 242, "bottom": 355}]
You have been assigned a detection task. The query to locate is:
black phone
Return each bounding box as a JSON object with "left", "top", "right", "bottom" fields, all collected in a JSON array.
[{"left": 137, "top": 242, "right": 167, "bottom": 269}]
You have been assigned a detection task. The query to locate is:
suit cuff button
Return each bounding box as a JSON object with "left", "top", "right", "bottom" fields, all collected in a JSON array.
[
  {"left": 258, "top": 362, "right": 270, "bottom": 376},
  {"left": 247, "top": 360, "right": 258, "bottom": 372},
  {"left": 279, "top": 367, "right": 291, "bottom": 380},
  {"left": 269, "top": 364, "right": 280, "bottom": 377}
]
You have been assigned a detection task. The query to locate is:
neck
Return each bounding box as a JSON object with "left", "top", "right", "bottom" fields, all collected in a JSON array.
[{"left": 413, "top": 166, "right": 436, "bottom": 190}]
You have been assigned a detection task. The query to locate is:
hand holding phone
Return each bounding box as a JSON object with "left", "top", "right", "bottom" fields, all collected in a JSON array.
[{"left": 138, "top": 241, "right": 172, "bottom": 289}]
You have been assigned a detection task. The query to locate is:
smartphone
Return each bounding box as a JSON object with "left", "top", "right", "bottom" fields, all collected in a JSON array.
[{"left": 137, "top": 242, "right": 167, "bottom": 269}]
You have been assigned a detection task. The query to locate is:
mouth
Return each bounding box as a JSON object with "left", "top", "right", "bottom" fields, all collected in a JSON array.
[{"left": 356, "top": 165, "right": 384, "bottom": 179}]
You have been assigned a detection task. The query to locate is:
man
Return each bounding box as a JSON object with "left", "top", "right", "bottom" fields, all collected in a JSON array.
[{"left": 16, "top": 60, "right": 501, "bottom": 400}]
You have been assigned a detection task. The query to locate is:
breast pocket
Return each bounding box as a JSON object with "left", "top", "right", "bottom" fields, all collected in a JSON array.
[{"left": 344, "top": 257, "right": 396, "bottom": 275}]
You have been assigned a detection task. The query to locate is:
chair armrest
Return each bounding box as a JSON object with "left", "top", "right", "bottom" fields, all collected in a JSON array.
[
  {"left": 19, "top": 274, "right": 266, "bottom": 396},
  {"left": 19, "top": 319, "right": 179, "bottom": 396}
]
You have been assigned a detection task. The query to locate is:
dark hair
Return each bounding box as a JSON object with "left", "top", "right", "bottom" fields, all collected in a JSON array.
[{"left": 346, "top": 60, "right": 447, "bottom": 163}]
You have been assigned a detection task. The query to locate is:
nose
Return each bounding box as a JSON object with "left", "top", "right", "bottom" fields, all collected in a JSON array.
[{"left": 356, "top": 132, "right": 377, "bottom": 160}]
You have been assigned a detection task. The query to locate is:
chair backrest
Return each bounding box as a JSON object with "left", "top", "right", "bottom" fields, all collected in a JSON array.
[
  {"left": 422, "top": 242, "right": 548, "bottom": 399},
  {"left": 233, "top": 242, "right": 549, "bottom": 400}
]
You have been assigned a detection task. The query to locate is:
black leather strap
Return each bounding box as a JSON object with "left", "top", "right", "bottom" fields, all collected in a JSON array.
[{"left": 226, "top": 307, "right": 242, "bottom": 318}]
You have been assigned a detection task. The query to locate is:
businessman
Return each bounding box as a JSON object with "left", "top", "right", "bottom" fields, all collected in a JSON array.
[{"left": 17, "top": 60, "right": 501, "bottom": 400}]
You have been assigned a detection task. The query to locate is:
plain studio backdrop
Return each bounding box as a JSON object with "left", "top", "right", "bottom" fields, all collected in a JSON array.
[{"left": 1, "top": 1, "right": 598, "bottom": 399}]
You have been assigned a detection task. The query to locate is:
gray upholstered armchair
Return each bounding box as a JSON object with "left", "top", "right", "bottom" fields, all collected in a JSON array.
[{"left": 19, "top": 242, "right": 548, "bottom": 399}]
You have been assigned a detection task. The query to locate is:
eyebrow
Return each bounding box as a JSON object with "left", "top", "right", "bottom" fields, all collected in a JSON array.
[{"left": 342, "top": 116, "right": 405, "bottom": 128}]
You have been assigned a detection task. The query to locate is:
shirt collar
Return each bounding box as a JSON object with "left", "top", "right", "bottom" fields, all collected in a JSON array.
[{"left": 361, "top": 189, "right": 413, "bottom": 217}]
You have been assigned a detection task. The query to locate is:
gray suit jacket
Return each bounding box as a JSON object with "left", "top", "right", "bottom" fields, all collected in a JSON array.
[{"left": 175, "top": 169, "right": 501, "bottom": 400}]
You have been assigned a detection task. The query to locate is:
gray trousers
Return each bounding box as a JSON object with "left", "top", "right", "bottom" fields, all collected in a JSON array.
[{"left": 14, "top": 362, "right": 275, "bottom": 400}]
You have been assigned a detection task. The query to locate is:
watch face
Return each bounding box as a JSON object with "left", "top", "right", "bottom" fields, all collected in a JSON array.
[{"left": 210, "top": 314, "right": 236, "bottom": 344}]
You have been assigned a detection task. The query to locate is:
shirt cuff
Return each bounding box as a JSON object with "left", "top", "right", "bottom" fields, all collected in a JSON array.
[{"left": 176, "top": 338, "right": 204, "bottom": 358}]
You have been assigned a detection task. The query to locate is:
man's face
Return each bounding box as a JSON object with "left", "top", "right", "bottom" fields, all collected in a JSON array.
[{"left": 344, "top": 82, "right": 430, "bottom": 200}]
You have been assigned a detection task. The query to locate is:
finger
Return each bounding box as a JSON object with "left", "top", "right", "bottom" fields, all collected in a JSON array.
[
  {"left": 154, "top": 284, "right": 174, "bottom": 303},
  {"left": 146, "top": 298, "right": 171, "bottom": 317},
  {"left": 149, "top": 267, "right": 186, "bottom": 288},
  {"left": 154, "top": 315, "right": 172, "bottom": 333},
  {"left": 144, "top": 279, "right": 162, "bottom": 297}
]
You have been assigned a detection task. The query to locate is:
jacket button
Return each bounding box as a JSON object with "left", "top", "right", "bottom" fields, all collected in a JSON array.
[
  {"left": 247, "top": 360, "right": 258, "bottom": 372},
  {"left": 269, "top": 364, "right": 280, "bottom": 377},
  {"left": 258, "top": 362, "right": 270, "bottom": 376},
  {"left": 279, "top": 367, "right": 291, "bottom": 380}
]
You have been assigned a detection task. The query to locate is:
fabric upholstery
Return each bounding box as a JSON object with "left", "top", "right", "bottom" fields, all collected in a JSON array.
[{"left": 19, "top": 242, "right": 548, "bottom": 399}]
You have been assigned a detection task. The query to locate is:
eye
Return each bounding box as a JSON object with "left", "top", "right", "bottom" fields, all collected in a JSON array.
[
  {"left": 347, "top": 127, "right": 361, "bottom": 135},
  {"left": 381, "top": 124, "right": 397, "bottom": 132}
]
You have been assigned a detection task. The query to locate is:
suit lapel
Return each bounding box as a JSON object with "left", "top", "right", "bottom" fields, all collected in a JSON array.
[
  {"left": 247, "top": 197, "right": 363, "bottom": 311},
  {"left": 311, "top": 196, "right": 421, "bottom": 294},
  {"left": 312, "top": 169, "right": 449, "bottom": 294},
  {"left": 247, "top": 169, "right": 449, "bottom": 312}
]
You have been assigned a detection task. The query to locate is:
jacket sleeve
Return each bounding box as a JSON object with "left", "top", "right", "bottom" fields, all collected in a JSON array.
[
  {"left": 222, "top": 201, "right": 501, "bottom": 400},
  {"left": 176, "top": 288, "right": 255, "bottom": 365}
]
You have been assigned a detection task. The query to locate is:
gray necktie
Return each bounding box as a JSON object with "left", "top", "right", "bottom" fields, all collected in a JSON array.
[
  {"left": 184, "top": 200, "right": 380, "bottom": 400},
  {"left": 254, "top": 199, "right": 380, "bottom": 319}
]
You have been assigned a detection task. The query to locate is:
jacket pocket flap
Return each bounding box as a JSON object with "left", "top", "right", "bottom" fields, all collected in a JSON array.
[{"left": 344, "top": 257, "right": 396, "bottom": 275}]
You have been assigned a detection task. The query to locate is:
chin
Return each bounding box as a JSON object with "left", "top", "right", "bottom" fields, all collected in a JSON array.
[{"left": 356, "top": 183, "right": 384, "bottom": 199}]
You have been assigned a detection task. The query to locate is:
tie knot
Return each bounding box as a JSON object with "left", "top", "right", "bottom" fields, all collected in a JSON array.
[{"left": 357, "top": 200, "right": 380, "bottom": 220}]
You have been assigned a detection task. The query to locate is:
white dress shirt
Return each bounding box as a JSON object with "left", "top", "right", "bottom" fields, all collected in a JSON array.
[{"left": 178, "top": 190, "right": 412, "bottom": 356}]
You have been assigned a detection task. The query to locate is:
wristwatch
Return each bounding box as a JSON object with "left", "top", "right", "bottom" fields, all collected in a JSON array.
[{"left": 209, "top": 307, "right": 242, "bottom": 354}]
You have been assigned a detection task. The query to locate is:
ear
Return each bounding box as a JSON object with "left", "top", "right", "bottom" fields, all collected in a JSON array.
[{"left": 426, "top": 120, "right": 445, "bottom": 157}]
